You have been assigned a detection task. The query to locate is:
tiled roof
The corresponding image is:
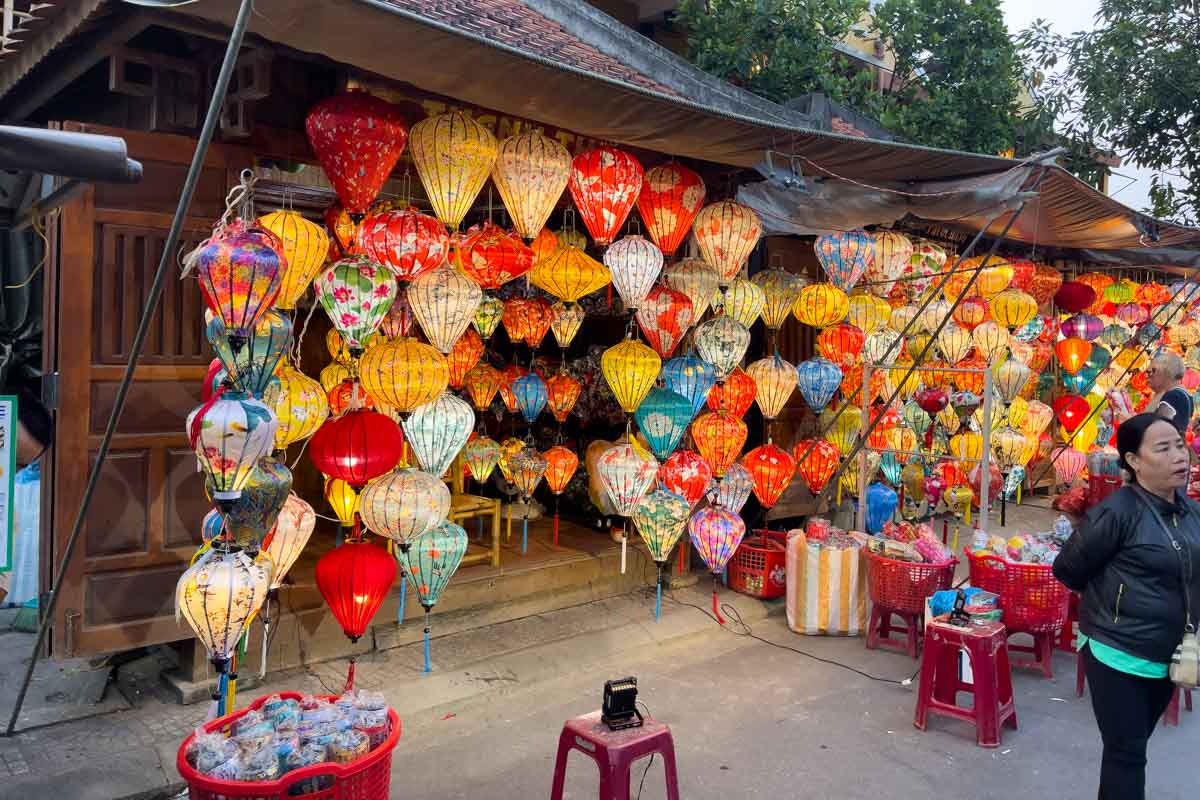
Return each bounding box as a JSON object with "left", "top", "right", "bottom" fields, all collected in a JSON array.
[{"left": 383, "top": 0, "right": 679, "bottom": 97}]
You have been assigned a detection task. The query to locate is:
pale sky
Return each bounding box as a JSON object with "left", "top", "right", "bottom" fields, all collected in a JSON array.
[{"left": 1001, "top": 0, "right": 1184, "bottom": 218}]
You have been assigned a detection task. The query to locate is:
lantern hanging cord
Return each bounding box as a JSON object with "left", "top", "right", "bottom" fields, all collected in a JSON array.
[
  {"left": 291, "top": 297, "right": 321, "bottom": 369},
  {"left": 180, "top": 171, "right": 259, "bottom": 280}
]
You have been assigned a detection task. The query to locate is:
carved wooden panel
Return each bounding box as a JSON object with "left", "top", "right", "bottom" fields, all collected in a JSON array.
[
  {"left": 90, "top": 380, "right": 206, "bottom": 435},
  {"left": 164, "top": 448, "right": 208, "bottom": 551},
  {"left": 85, "top": 565, "right": 184, "bottom": 627},
  {"left": 84, "top": 450, "right": 151, "bottom": 558}
]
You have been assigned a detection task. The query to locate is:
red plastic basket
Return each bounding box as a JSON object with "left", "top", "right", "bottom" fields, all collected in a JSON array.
[
  {"left": 177, "top": 692, "right": 401, "bottom": 800},
  {"left": 965, "top": 551, "right": 1071, "bottom": 634},
  {"left": 729, "top": 532, "right": 788, "bottom": 599},
  {"left": 864, "top": 550, "right": 957, "bottom": 615}
]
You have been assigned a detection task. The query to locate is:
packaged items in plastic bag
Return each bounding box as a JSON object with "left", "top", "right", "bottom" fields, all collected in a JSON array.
[
  {"left": 284, "top": 742, "right": 333, "bottom": 795},
  {"left": 330, "top": 729, "right": 370, "bottom": 764},
  {"left": 233, "top": 720, "right": 275, "bottom": 757},
  {"left": 200, "top": 749, "right": 242, "bottom": 782},
  {"left": 272, "top": 703, "right": 300, "bottom": 732},
  {"left": 261, "top": 694, "right": 287, "bottom": 717},
  {"left": 1052, "top": 515, "right": 1074, "bottom": 545},
  {"left": 232, "top": 709, "right": 266, "bottom": 735},
  {"left": 272, "top": 730, "right": 300, "bottom": 765},
  {"left": 913, "top": 537, "right": 949, "bottom": 564},
  {"left": 298, "top": 720, "right": 341, "bottom": 750},
  {"left": 335, "top": 691, "right": 358, "bottom": 715},
  {"left": 188, "top": 730, "right": 239, "bottom": 772},
  {"left": 299, "top": 694, "right": 325, "bottom": 711},
  {"left": 805, "top": 517, "right": 831, "bottom": 542},
  {"left": 239, "top": 745, "right": 282, "bottom": 782}
]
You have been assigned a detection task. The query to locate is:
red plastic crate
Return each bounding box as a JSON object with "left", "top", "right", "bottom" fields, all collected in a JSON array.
[
  {"left": 865, "top": 550, "right": 957, "bottom": 615},
  {"left": 965, "top": 550, "right": 1071, "bottom": 634},
  {"left": 729, "top": 531, "right": 788, "bottom": 599},
  {"left": 177, "top": 692, "right": 401, "bottom": 800}
]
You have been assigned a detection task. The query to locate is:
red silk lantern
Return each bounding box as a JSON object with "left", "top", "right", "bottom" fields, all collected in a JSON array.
[
  {"left": 637, "top": 163, "right": 706, "bottom": 256},
  {"left": 816, "top": 323, "right": 866, "bottom": 368},
  {"left": 659, "top": 450, "right": 713, "bottom": 507},
  {"left": 309, "top": 409, "right": 404, "bottom": 487},
  {"left": 1007, "top": 259, "right": 1036, "bottom": 292},
  {"left": 568, "top": 146, "right": 644, "bottom": 247},
  {"left": 692, "top": 410, "right": 748, "bottom": 477},
  {"left": 523, "top": 297, "right": 555, "bottom": 348},
  {"left": 636, "top": 284, "right": 694, "bottom": 358},
  {"left": 1028, "top": 265, "right": 1063, "bottom": 306},
  {"left": 315, "top": 539, "right": 396, "bottom": 644},
  {"left": 794, "top": 439, "right": 840, "bottom": 494},
  {"left": 356, "top": 207, "right": 449, "bottom": 282},
  {"left": 743, "top": 444, "right": 796, "bottom": 509},
  {"left": 305, "top": 90, "right": 409, "bottom": 215},
  {"left": 328, "top": 379, "right": 376, "bottom": 415},
  {"left": 915, "top": 387, "right": 949, "bottom": 415},
  {"left": 1055, "top": 281, "right": 1096, "bottom": 314},
  {"left": 531, "top": 227, "right": 559, "bottom": 263},
  {"left": 952, "top": 295, "right": 990, "bottom": 330},
  {"left": 546, "top": 372, "right": 582, "bottom": 422},
  {"left": 968, "top": 461, "right": 1002, "bottom": 507},
  {"left": 502, "top": 298, "right": 537, "bottom": 345},
  {"left": 706, "top": 366, "right": 756, "bottom": 417},
  {"left": 498, "top": 364, "right": 526, "bottom": 412},
  {"left": 459, "top": 221, "right": 535, "bottom": 289},
  {"left": 1055, "top": 337, "right": 1092, "bottom": 375},
  {"left": 1054, "top": 394, "right": 1091, "bottom": 433},
  {"left": 447, "top": 328, "right": 485, "bottom": 388}
]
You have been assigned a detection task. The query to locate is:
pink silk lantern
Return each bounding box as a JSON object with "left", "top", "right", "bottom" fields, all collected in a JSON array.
[{"left": 1052, "top": 446, "right": 1087, "bottom": 486}]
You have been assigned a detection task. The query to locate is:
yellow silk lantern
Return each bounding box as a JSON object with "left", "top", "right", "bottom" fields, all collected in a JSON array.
[
  {"left": 692, "top": 200, "right": 762, "bottom": 285},
  {"left": 1172, "top": 322, "right": 1200, "bottom": 349},
  {"left": 723, "top": 277, "right": 766, "bottom": 328},
  {"left": 464, "top": 363, "right": 501, "bottom": 411},
  {"left": 847, "top": 292, "right": 892, "bottom": 335},
  {"left": 936, "top": 403, "right": 960, "bottom": 432},
  {"left": 601, "top": 337, "right": 661, "bottom": 413},
  {"left": 885, "top": 363, "right": 921, "bottom": 399},
  {"left": 752, "top": 269, "right": 806, "bottom": 330},
  {"left": 664, "top": 258, "right": 721, "bottom": 319},
  {"left": 746, "top": 353, "right": 797, "bottom": 420},
  {"left": 971, "top": 402, "right": 1005, "bottom": 435},
  {"left": 949, "top": 431, "right": 982, "bottom": 462},
  {"left": 889, "top": 304, "right": 919, "bottom": 334},
  {"left": 977, "top": 262, "right": 1014, "bottom": 298},
  {"left": 992, "top": 427, "right": 1027, "bottom": 470},
  {"left": 1112, "top": 346, "right": 1148, "bottom": 373},
  {"left": 971, "top": 321, "right": 1010, "bottom": 364},
  {"left": 793, "top": 282, "right": 849, "bottom": 327},
  {"left": 918, "top": 300, "right": 952, "bottom": 333},
  {"left": 989, "top": 288, "right": 1038, "bottom": 329},
  {"left": 473, "top": 295, "right": 505, "bottom": 339},
  {"left": 993, "top": 359, "right": 1032, "bottom": 403},
  {"left": 839, "top": 452, "right": 881, "bottom": 496},
  {"left": 325, "top": 478, "right": 360, "bottom": 527},
  {"left": 497, "top": 437, "right": 526, "bottom": 482},
  {"left": 258, "top": 210, "right": 331, "bottom": 310},
  {"left": 327, "top": 329, "right": 377, "bottom": 364},
  {"left": 550, "top": 302, "right": 586, "bottom": 349},
  {"left": 1007, "top": 396, "right": 1029, "bottom": 429},
  {"left": 492, "top": 130, "right": 572, "bottom": 241},
  {"left": 359, "top": 337, "right": 450, "bottom": 413},
  {"left": 937, "top": 323, "right": 973, "bottom": 365},
  {"left": 274, "top": 365, "right": 329, "bottom": 449},
  {"left": 1021, "top": 399, "right": 1054, "bottom": 437},
  {"left": 906, "top": 334, "right": 932, "bottom": 360},
  {"left": 409, "top": 110, "right": 498, "bottom": 230},
  {"left": 531, "top": 245, "right": 611, "bottom": 303},
  {"left": 1017, "top": 436, "right": 1039, "bottom": 467},
  {"left": 319, "top": 362, "right": 352, "bottom": 393},
  {"left": 408, "top": 259, "right": 484, "bottom": 354}
]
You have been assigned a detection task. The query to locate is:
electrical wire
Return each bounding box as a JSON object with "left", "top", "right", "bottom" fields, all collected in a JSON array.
[{"left": 635, "top": 700, "right": 654, "bottom": 800}]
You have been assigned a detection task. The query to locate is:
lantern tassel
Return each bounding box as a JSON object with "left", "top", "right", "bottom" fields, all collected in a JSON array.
[
  {"left": 678, "top": 539, "right": 686, "bottom": 575},
  {"left": 522, "top": 514, "right": 528, "bottom": 555},
  {"left": 553, "top": 497, "right": 560, "bottom": 547},
  {"left": 397, "top": 574, "right": 407, "bottom": 625},
  {"left": 260, "top": 618, "right": 269, "bottom": 679},
  {"left": 1017, "top": 483, "right": 1023, "bottom": 505},
  {"left": 1001, "top": 486, "right": 1007, "bottom": 528},
  {"left": 216, "top": 671, "right": 228, "bottom": 718},
  {"left": 345, "top": 657, "right": 356, "bottom": 692},
  {"left": 711, "top": 576, "right": 726, "bottom": 625},
  {"left": 655, "top": 564, "right": 664, "bottom": 623},
  {"left": 423, "top": 610, "right": 432, "bottom": 674},
  {"left": 620, "top": 531, "right": 627, "bottom": 574}
]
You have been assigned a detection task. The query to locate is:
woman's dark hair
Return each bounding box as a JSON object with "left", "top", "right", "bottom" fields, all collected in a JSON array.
[
  {"left": 1116, "top": 412, "right": 1179, "bottom": 483},
  {"left": 3, "top": 378, "right": 53, "bottom": 453}
]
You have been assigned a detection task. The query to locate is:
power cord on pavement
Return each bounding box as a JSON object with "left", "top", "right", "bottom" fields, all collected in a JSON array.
[{"left": 635, "top": 700, "right": 653, "bottom": 800}]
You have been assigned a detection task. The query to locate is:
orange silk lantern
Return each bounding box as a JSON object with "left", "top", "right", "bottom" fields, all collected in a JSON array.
[
  {"left": 1056, "top": 337, "right": 1092, "bottom": 375},
  {"left": 464, "top": 363, "right": 501, "bottom": 411},
  {"left": 636, "top": 284, "right": 694, "bottom": 358},
  {"left": 522, "top": 297, "right": 555, "bottom": 349},
  {"left": 816, "top": 323, "right": 865, "bottom": 368},
  {"left": 446, "top": 328, "right": 484, "bottom": 388},
  {"left": 692, "top": 410, "right": 748, "bottom": 477},
  {"left": 324, "top": 203, "right": 358, "bottom": 257},
  {"left": 459, "top": 222, "right": 535, "bottom": 289},
  {"left": 502, "top": 297, "right": 537, "bottom": 346},
  {"left": 742, "top": 444, "right": 796, "bottom": 509},
  {"left": 568, "top": 146, "right": 644, "bottom": 247},
  {"left": 550, "top": 302, "right": 586, "bottom": 350},
  {"left": 531, "top": 227, "right": 559, "bottom": 263},
  {"left": 637, "top": 163, "right": 706, "bottom": 257},
  {"left": 692, "top": 200, "right": 762, "bottom": 285},
  {"left": 706, "top": 366, "right": 756, "bottom": 417},
  {"left": 546, "top": 372, "right": 582, "bottom": 423},
  {"left": 498, "top": 365, "right": 526, "bottom": 413},
  {"left": 328, "top": 379, "right": 376, "bottom": 415},
  {"left": 794, "top": 438, "right": 840, "bottom": 493},
  {"left": 543, "top": 444, "right": 580, "bottom": 544},
  {"left": 952, "top": 295, "right": 989, "bottom": 330},
  {"left": 1028, "top": 265, "right": 1063, "bottom": 306}
]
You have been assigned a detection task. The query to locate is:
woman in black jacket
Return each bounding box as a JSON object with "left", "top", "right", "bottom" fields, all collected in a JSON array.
[{"left": 1054, "top": 413, "right": 1200, "bottom": 799}]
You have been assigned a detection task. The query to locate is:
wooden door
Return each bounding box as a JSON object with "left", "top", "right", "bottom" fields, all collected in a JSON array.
[{"left": 46, "top": 123, "right": 254, "bottom": 657}]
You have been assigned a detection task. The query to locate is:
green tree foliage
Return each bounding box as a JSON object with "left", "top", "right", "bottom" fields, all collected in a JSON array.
[{"left": 1019, "top": 0, "right": 1200, "bottom": 225}]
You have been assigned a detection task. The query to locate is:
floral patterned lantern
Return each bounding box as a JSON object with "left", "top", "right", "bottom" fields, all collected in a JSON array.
[
  {"left": 195, "top": 223, "right": 284, "bottom": 352},
  {"left": 492, "top": 130, "right": 572, "bottom": 240},
  {"left": 459, "top": 222, "right": 535, "bottom": 289},
  {"left": 598, "top": 442, "right": 659, "bottom": 518},
  {"left": 258, "top": 211, "right": 330, "bottom": 310},
  {"left": 689, "top": 506, "right": 746, "bottom": 619},
  {"left": 638, "top": 163, "right": 706, "bottom": 256},
  {"left": 796, "top": 357, "right": 842, "bottom": 412},
  {"left": 380, "top": 292, "right": 416, "bottom": 340},
  {"left": 359, "top": 467, "right": 451, "bottom": 548},
  {"left": 546, "top": 371, "right": 582, "bottom": 423},
  {"left": 814, "top": 230, "right": 873, "bottom": 292},
  {"left": 952, "top": 296, "right": 990, "bottom": 330},
  {"left": 636, "top": 284, "right": 694, "bottom": 358},
  {"left": 324, "top": 203, "right": 358, "bottom": 258},
  {"left": 264, "top": 493, "right": 315, "bottom": 591},
  {"left": 446, "top": 328, "right": 484, "bottom": 389},
  {"left": 663, "top": 258, "right": 721, "bottom": 319},
  {"left": 409, "top": 110, "right": 498, "bottom": 230},
  {"left": 793, "top": 282, "right": 850, "bottom": 328},
  {"left": 473, "top": 295, "right": 505, "bottom": 340},
  {"left": 990, "top": 288, "right": 1038, "bottom": 329},
  {"left": 692, "top": 410, "right": 747, "bottom": 476},
  {"left": 207, "top": 309, "right": 291, "bottom": 399},
  {"left": 188, "top": 391, "right": 277, "bottom": 510},
  {"left": 309, "top": 409, "right": 404, "bottom": 487},
  {"left": 752, "top": 268, "right": 805, "bottom": 331},
  {"left": 743, "top": 444, "right": 796, "bottom": 509},
  {"left": 606, "top": 235, "right": 664, "bottom": 309},
  {"left": 206, "top": 456, "right": 292, "bottom": 549},
  {"left": 794, "top": 438, "right": 840, "bottom": 493},
  {"left": 602, "top": 337, "right": 661, "bottom": 414},
  {"left": 906, "top": 240, "right": 947, "bottom": 300},
  {"left": 694, "top": 315, "right": 751, "bottom": 378},
  {"left": 659, "top": 450, "right": 713, "bottom": 507},
  {"left": 512, "top": 372, "right": 549, "bottom": 423},
  {"left": 716, "top": 462, "right": 755, "bottom": 514},
  {"left": 1027, "top": 265, "right": 1063, "bottom": 306},
  {"left": 501, "top": 297, "right": 536, "bottom": 346},
  {"left": 530, "top": 245, "right": 611, "bottom": 303},
  {"left": 177, "top": 545, "right": 271, "bottom": 670},
  {"left": 394, "top": 521, "right": 468, "bottom": 670},
  {"left": 272, "top": 365, "right": 328, "bottom": 450},
  {"left": 316, "top": 256, "right": 396, "bottom": 354},
  {"left": 544, "top": 445, "right": 579, "bottom": 495},
  {"left": 816, "top": 323, "right": 865, "bottom": 369},
  {"left": 403, "top": 392, "right": 474, "bottom": 478},
  {"left": 707, "top": 366, "right": 756, "bottom": 417},
  {"left": 847, "top": 292, "right": 892, "bottom": 335},
  {"left": 408, "top": 259, "right": 483, "bottom": 353},
  {"left": 509, "top": 448, "right": 547, "bottom": 501},
  {"left": 305, "top": 90, "right": 408, "bottom": 214},
  {"left": 633, "top": 489, "right": 691, "bottom": 563},
  {"left": 498, "top": 365, "right": 526, "bottom": 413},
  {"left": 635, "top": 387, "right": 694, "bottom": 461},
  {"left": 463, "top": 436, "right": 503, "bottom": 483},
  {"left": 356, "top": 208, "right": 449, "bottom": 282},
  {"left": 746, "top": 353, "right": 797, "bottom": 420},
  {"left": 569, "top": 146, "right": 644, "bottom": 247},
  {"left": 359, "top": 337, "right": 449, "bottom": 412},
  {"left": 693, "top": 200, "right": 762, "bottom": 285},
  {"left": 866, "top": 231, "right": 913, "bottom": 297},
  {"left": 661, "top": 355, "right": 717, "bottom": 415},
  {"left": 722, "top": 276, "right": 766, "bottom": 328},
  {"left": 550, "top": 302, "right": 586, "bottom": 350}
]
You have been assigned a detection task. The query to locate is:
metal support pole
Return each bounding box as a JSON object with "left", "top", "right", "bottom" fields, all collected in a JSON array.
[
  {"left": 856, "top": 362, "right": 871, "bottom": 532},
  {"left": 4, "top": 0, "right": 256, "bottom": 738},
  {"left": 979, "top": 367, "right": 993, "bottom": 534}
]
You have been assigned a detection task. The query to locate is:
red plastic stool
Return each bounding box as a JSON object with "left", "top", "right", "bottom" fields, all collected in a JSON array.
[
  {"left": 914, "top": 618, "right": 1018, "bottom": 748},
  {"left": 866, "top": 606, "right": 923, "bottom": 658},
  {"left": 1058, "top": 593, "right": 1080, "bottom": 652},
  {"left": 1164, "top": 687, "right": 1194, "bottom": 727},
  {"left": 1007, "top": 630, "right": 1060, "bottom": 679},
  {"left": 550, "top": 711, "right": 680, "bottom": 800}
]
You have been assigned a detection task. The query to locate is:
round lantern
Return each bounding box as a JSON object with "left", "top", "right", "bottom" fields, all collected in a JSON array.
[
  {"left": 661, "top": 355, "right": 717, "bottom": 415},
  {"left": 463, "top": 363, "right": 501, "bottom": 411},
  {"left": 663, "top": 258, "right": 721, "bottom": 319},
  {"left": 546, "top": 371, "right": 582, "bottom": 423},
  {"left": 1115, "top": 304, "right": 1149, "bottom": 327},
  {"left": 310, "top": 409, "right": 404, "bottom": 487},
  {"left": 359, "top": 337, "right": 450, "bottom": 412},
  {"left": 992, "top": 427, "right": 1028, "bottom": 470},
  {"left": 816, "top": 323, "right": 865, "bottom": 368},
  {"left": 446, "top": 328, "right": 484, "bottom": 389},
  {"left": 315, "top": 539, "right": 396, "bottom": 647},
  {"left": 531, "top": 245, "right": 611, "bottom": 303},
  {"left": 692, "top": 200, "right": 762, "bottom": 285},
  {"left": 569, "top": 146, "right": 644, "bottom": 247},
  {"left": 743, "top": 444, "right": 795, "bottom": 509},
  {"left": 752, "top": 268, "right": 806, "bottom": 330},
  {"left": 847, "top": 292, "right": 892, "bottom": 336},
  {"left": 635, "top": 387, "right": 694, "bottom": 461},
  {"left": 1061, "top": 313, "right": 1104, "bottom": 342},
  {"left": 305, "top": 90, "right": 408, "bottom": 215},
  {"left": 746, "top": 354, "right": 797, "bottom": 420},
  {"left": 459, "top": 221, "right": 535, "bottom": 289},
  {"left": 473, "top": 295, "right": 505, "bottom": 340},
  {"left": 325, "top": 478, "right": 360, "bottom": 530},
  {"left": 659, "top": 450, "right": 713, "bottom": 507},
  {"left": 403, "top": 392, "right": 474, "bottom": 477},
  {"left": 319, "top": 362, "right": 351, "bottom": 394},
  {"left": 408, "top": 259, "right": 483, "bottom": 353},
  {"left": 597, "top": 442, "right": 659, "bottom": 516},
  {"left": 796, "top": 357, "right": 842, "bottom": 412},
  {"left": 638, "top": 163, "right": 706, "bottom": 256},
  {"left": 936, "top": 323, "right": 973, "bottom": 365},
  {"left": 463, "top": 437, "right": 503, "bottom": 483},
  {"left": 195, "top": 223, "right": 284, "bottom": 351},
  {"left": 409, "top": 110, "right": 498, "bottom": 230},
  {"left": 694, "top": 316, "right": 751, "bottom": 378},
  {"left": 952, "top": 296, "right": 989, "bottom": 330},
  {"left": 971, "top": 320, "right": 1010, "bottom": 364},
  {"left": 636, "top": 284, "right": 694, "bottom": 358},
  {"left": 512, "top": 372, "right": 549, "bottom": 423},
  {"left": 1055, "top": 281, "right": 1096, "bottom": 314},
  {"left": 258, "top": 210, "right": 330, "bottom": 310},
  {"left": 794, "top": 282, "right": 850, "bottom": 328},
  {"left": 990, "top": 288, "right": 1038, "bottom": 329},
  {"left": 606, "top": 235, "right": 664, "bottom": 309},
  {"left": 359, "top": 467, "right": 451, "bottom": 547},
  {"left": 187, "top": 391, "right": 277, "bottom": 509},
  {"left": 356, "top": 207, "right": 449, "bottom": 282},
  {"left": 177, "top": 545, "right": 271, "bottom": 669},
  {"left": 550, "top": 302, "right": 587, "bottom": 350},
  {"left": 864, "top": 330, "right": 902, "bottom": 365},
  {"left": 1056, "top": 337, "right": 1092, "bottom": 376},
  {"left": 602, "top": 337, "right": 661, "bottom": 414},
  {"left": 316, "top": 256, "right": 396, "bottom": 353},
  {"left": 793, "top": 438, "right": 840, "bottom": 494},
  {"left": 1027, "top": 265, "right": 1062, "bottom": 305},
  {"left": 722, "top": 277, "right": 766, "bottom": 329},
  {"left": 492, "top": 130, "right": 572, "bottom": 240},
  {"left": 707, "top": 366, "right": 756, "bottom": 417},
  {"left": 692, "top": 410, "right": 747, "bottom": 477},
  {"left": 993, "top": 359, "right": 1032, "bottom": 403},
  {"left": 814, "top": 230, "right": 873, "bottom": 292}
]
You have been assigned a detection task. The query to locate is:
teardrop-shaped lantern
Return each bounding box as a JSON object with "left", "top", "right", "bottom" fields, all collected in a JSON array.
[
  {"left": 937, "top": 323, "right": 973, "bottom": 365},
  {"left": 692, "top": 410, "right": 748, "bottom": 477},
  {"left": 508, "top": 448, "right": 548, "bottom": 499},
  {"left": 498, "top": 365, "right": 526, "bottom": 414},
  {"left": 446, "top": 328, "right": 484, "bottom": 389},
  {"left": 196, "top": 223, "right": 284, "bottom": 350},
  {"left": 866, "top": 231, "right": 913, "bottom": 296},
  {"left": 305, "top": 90, "right": 408, "bottom": 214},
  {"left": 633, "top": 489, "right": 692, "bottom": 563},
  {"left": 356, "top": 207, "right": 450, "bottom": 283},
  {"left": 408, "top": 258, "right": 483, "bottom": 353},
  {"left": 638, "top": 163, "right": 706, "bottom": 256},
  {"left": 597, "top": 442, "right": 659, "bottom": 516},
  {"left": 752, "top": 268, "right": 805, "bottom": 330},
  {"left": 359, "top": 467, "right": 451, "bottom": 548},
  {"left": 990, "top": 288, "right": 1038, "bottom": 329},
  {"left": 409, "top": 110, "right": 498, "bottom": 229},
  {"left": 693, "top": 200, "right": 762, "bottom": 285},
  {"left": 550, "top": 302, "right": 586, "bottom": 350},
  {"left": 459, "top": 221, "right": 536, "bottom": 289},
  {"left": 316, "top": 256, "right": 396, "bottom": 353},
  {"left": 521, "top": 297, "right": 556, "bottom": 349},
  {"left": 993, "top": 359, "right": 1032, "bottom": 403},
  {"left": 544, "top": 445, "right": 580, "bottom": 494},
  {"left": 309, "top": 409, "right": 404, "bottom": 487},
  {"left": 207, "top": 309, "right": 292, "bottom": 398},
  {"left": 635, "top": 388, "right": 694, "bottom": 461},
  {"left": 463, "top": 363, "right": 501, "bottom": 412},
  {"left": 634, "top": 285, "right": 693, "bottom": 358},
  {"left": 606, "top": 235, "right": 664, "bottom": 309},
  {"left": 359, "top": 337, "right": 450, "bottom": 413},
  {"left": 207, "top": 457, "right": 292, "bottom": 549},
  {"left": 796, "top": 357, "right": 842, "bottom": 412},
  {"left": 659, "top": 450, "right": 713, "bottom": 507},
  {"left": 814, "top": 230, "right": 873, "bottom": 292},
  {"left": 1056, "top": 337, "right": 1093, "bottom": 376},
  {"left": 513, "top": 372, "right": 550, "bottom": 423},
  {"left": 793, "top": 282, "right": 850, "bottom": 328},
  {"left": 546, "top": 371, "right": 583, "bottom": 423},
  {"left": 712, "top": 463, "right": 752, "bottom": 515},
  {"left": 746, "top": 353, "right": 797, "bottom": 420},
  {"left": 492, "top": 130, "right": 572, "bottom": 240},
  {"left": 722, "top": 276, "right": 766, "bottom": 329},
  {"left": 816, "top": 323, "right": 865, "bottom": 368},
  {"left": 188, "top": 391, "right": 278, "bottom": 509},
  {"left": 793, "top": 439, "right": 840, "bottom": 494},
  {"left": 661, "top": 355, "right": 717, "bottom": 415},
  {"left": 694, "top": 316, "right": 751, "bottom": 378},
  {"left": 473, "top": 295, "right": 505, "bottom": 340},
  {"left": 663, "top": 258, "right": 721, "bottom": 319},
  {"left": 177, "top": 545, "right": 271, "bottom": 667},
  {"left": 569, "top": 146, "right": 644, "bottom": 247},
  {"left": 396, "top": 520, "right": 468, "bottom": 617},
  {"left": 403, "top": 392, "right": 474, "bottom": 477},
  {"left": 602, "top": 338, "right": 661, "bottom": 413},
  {"left": 743, "top": 443, "right": 796, "bottom": 509},
  {"left": 380, "top": 292, "right": 416, "bottom": 340},
  {"left": 316, "top": 539, "right": 396, "bottom": 646},
  {"left": 463, "top": 436, "right": 503, "bottom": 483},
  {"left": 264, "top": 493, "right": 316, "bottom": 591},
  {"left": 258, "top": 211, "right": 331, "bottom": 310},
  {"left": 688, "top": 507, "right": 746, "bottom": 576},
  {"left": 707, "top": 366, "right": 756, "bottom": 417},
  {"left": 1052, "top": 446, "right": 1087, "bottom": 485},
  {"left": 530, "top": 245, "right": 612, "bottom": 303},
  {"left": 971, "top": 320, "right": 1010, "bottom": 364},
  {"left": 865, "top": 482, "right": 898, "bottom": 534}
]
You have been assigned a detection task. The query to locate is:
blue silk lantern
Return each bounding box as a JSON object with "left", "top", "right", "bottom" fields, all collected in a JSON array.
[
  {"left": 1013, "top": 315, "right": 1044, "bottom": 343},
  {"left": 661, "top": 355, "right": 717, "bottom": 416},
  {"left": 1135, "top": 322, "right": 1161, "bottom": 347},
  {"left": 1002, "top": 465, "right": 1026, "bottom": 500},
  {"left": 1063, "top": 367, "right": 1098, "bottom": 395},
  {"left": 1086, "top": 344, "right": 1112, "bottom": 373},
  {"left": 796, "top": 357, "right": 843, "bottom": 412},
  {"left": 865, "top": 481, "right": 897, "bottom": 535},
  {"left": 513, "top": 372, "right": 549, "bottom": 423},
  {"left": 814, "top": 230, "right": 874, "bottom": 292},
  {"left": 202, "top": 508, "right": 224, "bottom": 543},
  {"left": 395, "top": 520, "right": 468, "bottom": 672},
  {"left": 206, "top": 309, "right": 293, "bottom": 398},
  {"left": 880, "top": 451, "right": 902, "bottom": 487},
  {"left": 206, "top": 456, "right": 292, "bottom": 550},
  {"left": 635, "top": 387, "right": 694, "bottom": 461},
  {"left": 1061, "top": 313, "right": 1104, "bottom": 342},
  {"left": 1099, "top": 324, "right": 1131, "bottom": 350}
]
